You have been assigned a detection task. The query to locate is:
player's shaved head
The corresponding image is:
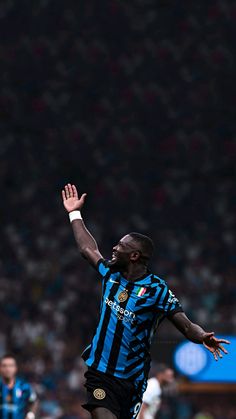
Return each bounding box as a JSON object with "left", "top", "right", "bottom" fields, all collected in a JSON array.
[
  {"left": 109, "top": 232, "right": 154, "bottom": 272},
  {"left": 128, "top": 232, "right": 154, "bottom": 260}
]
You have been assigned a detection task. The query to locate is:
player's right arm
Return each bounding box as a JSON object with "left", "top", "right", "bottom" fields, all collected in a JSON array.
[
  {"left": 62, "top": 183, "right": 103, "bottom": 267},
  {"left": 156, "top": 285, "right": 230, "bottom": 361},
  {"left": 25, "top": 383, "right": 39, "bottom": 419},
  {"left": 169, "top": 311, "right": 230, "bottom": 361}
]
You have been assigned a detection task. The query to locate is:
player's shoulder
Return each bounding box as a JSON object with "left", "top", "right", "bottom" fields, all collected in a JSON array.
[
  {"left": 149, "top": 273, "right": 168, "bottom": 289},
  {"left": 97, "top": 259, "right": 120, "bottom": 280},
  {"left": 147, "top": 377, "right": 157, "bottom": 386},
  {"left": 16, "top": 378, "right": 31, "bottom": 389},
  {"left": 17, "top": 378, "right": 37, "bottom": 400},
  {"left": 97, "top": 259, "right": 110, "bottom": 277},
  {"left": 147, "top": 377, "right": 161, "bottom": 394}
]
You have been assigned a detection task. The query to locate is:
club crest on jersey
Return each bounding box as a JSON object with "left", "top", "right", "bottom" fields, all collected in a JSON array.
[
  {"left": 118, "top": 290, "right": 128, "bottom": 302},
  {"left": 16, "top": 389, "right": 22, "bottom": 398},
  {"left": 93, "top": 388, "right": 106, "bottom": 400},
  {"left": 136, "top": 287, "right": 147, "bottom": 297}
]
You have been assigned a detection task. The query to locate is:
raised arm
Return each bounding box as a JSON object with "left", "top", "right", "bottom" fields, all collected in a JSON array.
[
  {"left": 62, "top": 183, "right": 103, "bottom": 267},
  {"left": 169, "top": 311, "right": 230, "bottom": 361}
]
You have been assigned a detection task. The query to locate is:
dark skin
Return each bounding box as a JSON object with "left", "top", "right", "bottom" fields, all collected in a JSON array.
[
  {"left": 62, "top": 184, "right": 230, "bottom": 419},
  {"left": 90, "top": 408, "right": 117, "bottom": 419}
]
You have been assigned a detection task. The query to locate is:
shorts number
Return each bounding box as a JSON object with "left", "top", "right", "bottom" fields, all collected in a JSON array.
[{"left": 133, "top": 402, "right": 141, "bottom": 418}]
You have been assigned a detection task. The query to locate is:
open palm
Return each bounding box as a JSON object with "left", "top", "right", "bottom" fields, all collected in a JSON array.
[
  {"left": 62, "top": 184, "right": 87, "bottom": 213},
  {"left": 203, "top": 332, "right": 230, "bottom": 361}
]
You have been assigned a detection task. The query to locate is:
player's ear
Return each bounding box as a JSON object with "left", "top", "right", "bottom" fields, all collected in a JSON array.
[{"left": 130, "top": 251, "right": 141, "bottom": 262}]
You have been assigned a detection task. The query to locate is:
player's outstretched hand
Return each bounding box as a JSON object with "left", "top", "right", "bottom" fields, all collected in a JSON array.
[
  {"left": 202, "top": 332, "right": 230, "bottom": 361},
  {"left": 62, "top": 184, "right": 87, "bottom": 213}
]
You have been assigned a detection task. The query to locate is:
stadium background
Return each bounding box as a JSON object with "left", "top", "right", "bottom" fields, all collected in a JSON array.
[{"left": 0, "top": 0, "right": 235, "bottom": 418}]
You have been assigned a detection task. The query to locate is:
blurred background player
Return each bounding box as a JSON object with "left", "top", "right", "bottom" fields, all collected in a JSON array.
[
  {"left": 0, "top": 355, "right": 38, "bottom": 419},
  {"left": 138, "top": 364, "right": 174, "bottom": 419}
]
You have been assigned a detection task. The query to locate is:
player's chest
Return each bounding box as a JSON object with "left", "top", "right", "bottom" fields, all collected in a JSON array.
[
  {"left": 0, "top": 386, "right": 25, "bottom": 408},
  {"left": 104, "top": 279, "right": 157, "bottom": 317}
]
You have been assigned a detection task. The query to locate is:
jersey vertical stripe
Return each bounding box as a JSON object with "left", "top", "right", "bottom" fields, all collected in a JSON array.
[
  {"left": 92, "top": 282, "right": 118, "bottom": 368},
  {"left": 8, "top": 388, "right": 13, "bottom": 419},
  {"left": 13, "top": 382, "right": 18, "bottom": 419},
  {"left": 107, "top": 282, "right": 135, "bottom": 375},
  {"left": 3, "top": 383, "right": 7, "bottom": 419}
]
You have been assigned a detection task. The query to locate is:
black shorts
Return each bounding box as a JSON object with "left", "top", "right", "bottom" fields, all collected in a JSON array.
[{"left": 82, "top": 367, "right": 143, "bottom": 419}]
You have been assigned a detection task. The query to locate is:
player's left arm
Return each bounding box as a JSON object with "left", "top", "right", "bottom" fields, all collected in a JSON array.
[
  {"left": 169, "top": 311, "right": 230, "bottom": 361},
  {"left": 25, "top": 401, "right": 39, "bottom": 419},
  {"left": 25, "top": 385, "right": 39, "bottom": 419}
]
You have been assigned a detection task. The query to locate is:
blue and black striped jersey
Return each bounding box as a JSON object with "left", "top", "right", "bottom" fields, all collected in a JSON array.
[
  {"left": 0, "top": 378, "right": 37, "bottom": 419},
  {"left": 82, "top": 260, "right": 183, "bottom": 384}
]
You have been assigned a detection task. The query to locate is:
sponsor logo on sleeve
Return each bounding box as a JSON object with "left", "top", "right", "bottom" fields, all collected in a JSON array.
[{"left": 168, "top": 290, "right": 179, "bottom": 304}]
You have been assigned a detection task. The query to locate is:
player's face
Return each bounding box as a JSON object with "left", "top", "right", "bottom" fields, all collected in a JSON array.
[
  {"left": 108, "top": 235, "right": 141, "bottom": 270},
  {"left": 0, "top": 358, "right": 17, "bottom": 380},
  {"left": 162, "top": 368, "right": 174, "bottom": 385}
]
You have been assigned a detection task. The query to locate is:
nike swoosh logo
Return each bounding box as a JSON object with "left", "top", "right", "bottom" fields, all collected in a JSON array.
[{"left": 109, "top": 279, "right": 119, "bottom": 284}]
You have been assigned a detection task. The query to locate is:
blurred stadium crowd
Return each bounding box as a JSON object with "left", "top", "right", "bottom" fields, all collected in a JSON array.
[{"left": 0, "top": 0, "right": 235, "bottom": 418}]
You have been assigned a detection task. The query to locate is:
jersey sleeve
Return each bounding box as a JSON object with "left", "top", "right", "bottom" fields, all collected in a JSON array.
[
  {"left": 156, "top": 283, "right": 183, "bottom": 318},
  {"left": 96, "top": 259, "right": 111, "bottom": 279}
]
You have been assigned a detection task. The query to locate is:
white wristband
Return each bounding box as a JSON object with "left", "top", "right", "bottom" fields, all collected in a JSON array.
[
  {"left": 69, "top": 210, "right": 82, "bottom": 222},
  {"left": 26, "top": 413, "right": 35, "bottom": 419}
]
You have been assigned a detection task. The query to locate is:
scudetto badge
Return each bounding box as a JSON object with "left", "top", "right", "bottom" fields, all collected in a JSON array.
[
  {"left": 93, "top": 388, "right": 106, "bottom": 400},
  {"left": 118, "top": 290, "right": 128, "bottom": 302}
]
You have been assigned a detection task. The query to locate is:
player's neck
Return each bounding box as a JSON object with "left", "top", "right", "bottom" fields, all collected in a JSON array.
[
  {"left": 2, "top": 377, "right": 15, "bottom": 388},
  {"left": 121, "top": 264, "right": 147, "bottom": 281}
]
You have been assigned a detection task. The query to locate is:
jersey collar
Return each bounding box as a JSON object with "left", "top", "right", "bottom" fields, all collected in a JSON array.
[{"left": 119, "top": 270, "right": 151, "bottom": 284}]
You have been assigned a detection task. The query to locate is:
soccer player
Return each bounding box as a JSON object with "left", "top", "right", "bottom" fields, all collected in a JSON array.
[
  {"left": 137, "top": 364, "right": 174, "bottom": 419},
  {"left": 0, "top": 355, "right": 38, "bottom": 419},
  {"left": 62, "top": 183, "right": 230, "bottom": 419}
]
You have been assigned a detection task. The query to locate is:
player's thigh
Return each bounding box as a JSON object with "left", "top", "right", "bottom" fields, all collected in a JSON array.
[{"left": 91, "top": 407, "right": 118, "bottom": 419}]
